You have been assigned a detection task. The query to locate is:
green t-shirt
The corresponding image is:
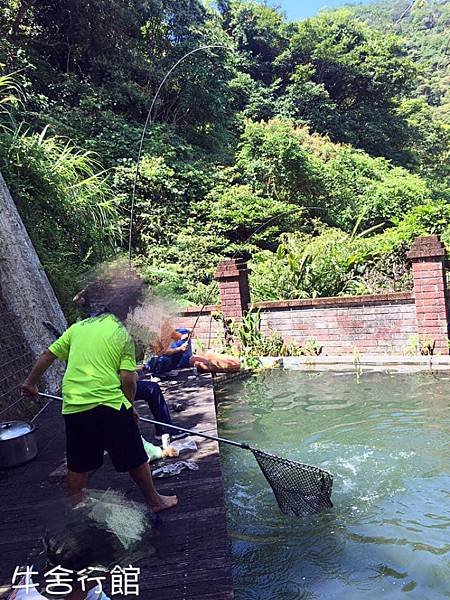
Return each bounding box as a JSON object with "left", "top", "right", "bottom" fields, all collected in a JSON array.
[{"left": 49, "top": 314, "right": 136, "bottom": 414}]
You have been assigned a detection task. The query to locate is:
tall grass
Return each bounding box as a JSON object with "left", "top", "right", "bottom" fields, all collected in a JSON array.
[{"left": 0, "top": 71, "right": 121, "bottom": 318}]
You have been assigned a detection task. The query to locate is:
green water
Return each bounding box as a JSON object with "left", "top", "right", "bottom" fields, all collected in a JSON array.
[{"left": 217, "top": 370, "right": 450, "bottom": 600}]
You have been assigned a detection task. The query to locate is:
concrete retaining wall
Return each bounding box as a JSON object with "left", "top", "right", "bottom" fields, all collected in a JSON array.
[{"left": 0, "top": 172, "right": 67, "bottom": 414}]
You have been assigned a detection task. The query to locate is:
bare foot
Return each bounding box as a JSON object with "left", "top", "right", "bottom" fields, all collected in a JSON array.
[{"left": 150, "top": 494, "right": 178, "bottom": 513}]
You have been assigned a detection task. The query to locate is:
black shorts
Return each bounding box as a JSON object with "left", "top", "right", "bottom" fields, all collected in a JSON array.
[{"left": 64, "top": 404, "right": 148, "bottom": 473}]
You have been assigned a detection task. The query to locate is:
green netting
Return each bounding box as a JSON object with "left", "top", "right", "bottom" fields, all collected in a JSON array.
[{"left": 252, "top": 449, "right": 333, "bottom": 517}]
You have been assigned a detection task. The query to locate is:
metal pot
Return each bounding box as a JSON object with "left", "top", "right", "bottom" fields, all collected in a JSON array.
[{"left": 0, "top": 420, "right": 38, "bottom": 469}]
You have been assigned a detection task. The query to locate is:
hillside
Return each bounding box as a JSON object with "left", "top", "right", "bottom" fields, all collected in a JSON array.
[
  {"left": 349, "top": 0, "right": 450, "bottom": 122},
  {"left": 0, "top": 0, "right": 449, "bottom": 314}
]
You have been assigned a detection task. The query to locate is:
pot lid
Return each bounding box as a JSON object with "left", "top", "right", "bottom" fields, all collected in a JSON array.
[{"left": 0, "top": 421, "right": 34, "bottom": 441}]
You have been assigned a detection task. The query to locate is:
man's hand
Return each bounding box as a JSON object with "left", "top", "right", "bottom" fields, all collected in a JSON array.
[
  {"left": 132, "top": 407, "right": 140, "bottom": 424},
  {"left": 21, "top": 382, "right": 39, "bottom": 398},
  {"left": 21, "top": 350, "right": 57, "bottom": 399}
]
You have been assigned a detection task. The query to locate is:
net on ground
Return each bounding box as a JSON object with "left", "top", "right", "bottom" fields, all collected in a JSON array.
[
  {"left": 37, "top": 490, "right": 157, "bottom": 572},
  {"left": 252, "top": 449, "right": 333, "bottom": 517}
]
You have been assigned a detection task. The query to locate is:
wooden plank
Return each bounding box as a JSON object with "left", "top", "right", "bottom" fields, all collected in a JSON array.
[{"left": 0, "top": 371, "right": 234, "bottom": 598}]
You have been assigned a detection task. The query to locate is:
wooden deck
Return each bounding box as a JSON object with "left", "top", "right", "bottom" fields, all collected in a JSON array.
[{"left": 0, "top": 372, "right": 234, "bottom": 599}]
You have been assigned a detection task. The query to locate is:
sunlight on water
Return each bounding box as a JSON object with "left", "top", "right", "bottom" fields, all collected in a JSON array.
[{"left": 217, "top": 370, "right": 450, "bottom": 600}]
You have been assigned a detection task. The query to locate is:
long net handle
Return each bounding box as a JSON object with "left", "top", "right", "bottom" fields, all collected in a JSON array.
[
  {"left": 139, "top": 416, "right": 250, "bottom": 450},
  {"left": 38, "top": 392, "right": 65, "bottom": 402},
  {"left": 37, "top": 393, "right": 250, "bottom": 450}
]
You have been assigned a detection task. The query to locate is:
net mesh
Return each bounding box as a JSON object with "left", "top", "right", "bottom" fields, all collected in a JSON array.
[
  {"left": 36, "top": 490, "right": 157, "bottom": 572},
  {"left": 252, "top": 449, "right": 333, "bottom": 517}
]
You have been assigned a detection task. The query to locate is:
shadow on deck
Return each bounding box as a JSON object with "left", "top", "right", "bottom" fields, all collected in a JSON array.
[{"left": 0, "top": 372, "right": 234, "bottom": 599}]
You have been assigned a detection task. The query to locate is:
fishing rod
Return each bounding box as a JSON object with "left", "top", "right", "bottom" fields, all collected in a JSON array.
[
  {"left": 125, "top": 43, "right": 326, "bottom": 342},
  {"left": 128, "top": 43, "right": 228, "bottom": 262}
]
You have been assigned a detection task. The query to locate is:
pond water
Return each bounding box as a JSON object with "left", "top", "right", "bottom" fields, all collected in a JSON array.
[{"left": 216, "top": 370, "right": 450, "bottom": 600}]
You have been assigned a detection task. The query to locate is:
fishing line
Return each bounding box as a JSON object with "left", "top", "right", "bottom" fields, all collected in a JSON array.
[
  {"left": 124, "top": 43, "right": 332, "bottom": 347},
  {"left": 128, "top": 44, "right": 228, "bottom": 262}
]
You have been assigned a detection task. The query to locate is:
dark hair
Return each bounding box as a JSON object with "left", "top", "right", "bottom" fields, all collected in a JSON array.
[{"left": 82, "top": 264, "right": 144, "bottom": 321}]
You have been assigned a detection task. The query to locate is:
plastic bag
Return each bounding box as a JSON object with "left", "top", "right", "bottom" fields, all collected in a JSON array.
[
  {"left": 141, "top": 436, "right": 163, "bottom": 462},
  {"left": 152, "top": 460, "right": 199, "bottom": 478},
  {"left": 170, "top": 438, "right": 198, "bottom": 455}
]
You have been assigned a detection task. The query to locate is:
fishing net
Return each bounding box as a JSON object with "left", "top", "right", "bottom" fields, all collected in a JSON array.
[
  {"left": 35, "top": 490, "right": 157, "bottom": 573},
  {"left": 252, "top": 449, "right": 333, "bottom": 517}
]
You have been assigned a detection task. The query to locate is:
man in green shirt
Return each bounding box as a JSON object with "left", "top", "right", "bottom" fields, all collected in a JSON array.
[{"left": 21, "top": 275, "right": 177, "bottom": 513}]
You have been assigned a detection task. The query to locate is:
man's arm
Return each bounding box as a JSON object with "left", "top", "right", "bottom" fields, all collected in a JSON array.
[
  {"left": 162, "top": 342, "right": 188, "bottom": 356},
  {"left": 120, "top": 370, "right": 137, "bottom": 403},
  {"left": 120, "top": 370, "right": 138, "bottom": 422},
  {"left": 22, "top": 349, "right": 57, "bottom": 397}
]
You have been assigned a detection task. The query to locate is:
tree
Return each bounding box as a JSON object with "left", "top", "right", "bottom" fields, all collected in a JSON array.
[
  {"left": 224, "top": 0, "right": 291, "bottom": 85},
  {"left": 204, "top": 182, "right": 305, "bottom": 251},
  {"left": 275, "top": 10, "right": 417, "bottom": 160},
  {"left": 397, "top": 98, "right": 450, "bottom": 180},
  {"left": 236, "top": 119, "right": 327, "bottom": 206}
]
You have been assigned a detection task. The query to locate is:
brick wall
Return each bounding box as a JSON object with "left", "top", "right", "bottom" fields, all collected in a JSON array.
[
  {"left": 407, "top": 236, "right": 449, "bottom": 354},
  {"left": 176, "top": 235, "right": 450, "bottom": 356},
  {"left": 255, "top": 293, "right": 417, "bottom": 355}
]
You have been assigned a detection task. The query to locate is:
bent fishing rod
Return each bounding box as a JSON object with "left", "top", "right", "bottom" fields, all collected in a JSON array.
[
  {"left": 128, "top": 44, "right": 228, "bottom": 262},
  {"left": 125, "top": 44, "right": 327, "bottom": 342}
]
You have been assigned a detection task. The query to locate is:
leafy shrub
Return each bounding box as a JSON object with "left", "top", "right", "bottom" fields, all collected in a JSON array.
[
  {"left": 326, "top": 147, "right": 433, "bottom": 230},
  {"left": 1, "top": 127, "right": 120, "bottom": 317},
  {"left": 250, "top": 201, "right": 450, "bottom": 302},
  {"left": 0, "top": 74, "right": 120, "bottom": 317},
  {"left": 232, "top": 309, "right": 310, "bottom": 357},
  {"left": 237, "top": 119, "right": 328, "bottom": 205}
]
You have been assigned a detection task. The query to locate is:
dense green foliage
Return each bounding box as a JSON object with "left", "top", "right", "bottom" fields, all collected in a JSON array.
[
  {"left": 350, "top": 0, "right": 450, "bottom": 123},
  {"left": 0, "top": 0, "right": 449, "bottom": 313},
  {"left": 0, "top": 75, "right": 120, "bottom": 317}
]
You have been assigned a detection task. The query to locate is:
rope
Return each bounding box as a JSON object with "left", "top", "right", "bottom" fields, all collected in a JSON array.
[
  {"left": 31, "top": 398, "right": 53, "bottom": 422},
  {"left": 0, "top": 356, "right": 33, "bottom": 387},
  {"left": 0, "top": 342, "right": 32, "bottom": 355},
  {"left": 0, "top": 351, "right": 33, "bottom": 371},
  {"left": 0, "top": 379, "right": 29, "bottom": 400}
]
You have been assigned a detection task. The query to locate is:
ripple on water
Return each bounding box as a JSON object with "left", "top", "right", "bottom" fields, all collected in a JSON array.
[{"left": 218, "top": 370, "right": 450, "bottom": 600}]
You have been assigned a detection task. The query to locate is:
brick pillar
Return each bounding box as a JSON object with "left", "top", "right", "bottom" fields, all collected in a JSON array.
[
  {"left": 214, "top": 258, "right": 250, "bottom": 320},
  {"left": 407, "top": 235, "right": 449, "bottom": 355}
]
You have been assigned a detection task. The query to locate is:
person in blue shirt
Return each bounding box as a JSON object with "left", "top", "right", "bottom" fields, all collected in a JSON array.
[{"left": 144, "top": 327, "right": 192, "bottom": 375}]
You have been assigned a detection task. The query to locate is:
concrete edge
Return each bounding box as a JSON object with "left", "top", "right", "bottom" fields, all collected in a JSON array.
[{"left": 261, "top": 355, "right": 450, "bottom": 372}]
